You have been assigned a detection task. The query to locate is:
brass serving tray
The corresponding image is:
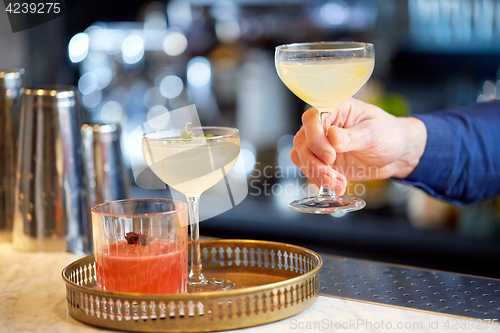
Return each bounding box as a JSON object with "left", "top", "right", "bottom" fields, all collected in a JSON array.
[{"left": 62, "top": 239, "right": 322, "bottom": 332}]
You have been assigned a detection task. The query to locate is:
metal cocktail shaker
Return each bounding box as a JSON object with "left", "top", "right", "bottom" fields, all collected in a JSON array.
[
  {"left": 81, "top": 123, "right": 130, "bottom": 212},
  {"left": 0, "top": 69, "right": 24, "bottom": 242},
  {"left": 12, "top": 86, "right": 92, "bottom": 253}
]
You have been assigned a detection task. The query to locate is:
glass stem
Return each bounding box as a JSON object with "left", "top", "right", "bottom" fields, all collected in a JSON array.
[
  {"left": 318, "top": 187, "right": 336, "bottom": 199},
  {"left": 187, "top": 196, "right": 206, "bottom": 284},
  {"left": 318, "top": 111, "right": 336, "bottom": 199}
]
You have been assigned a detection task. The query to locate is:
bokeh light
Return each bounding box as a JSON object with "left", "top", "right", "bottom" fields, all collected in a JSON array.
[
  {"left": 105, "top": 32, "right": 126, "bottom": 55},
  {"left": 109, "top": 87, "right": 130, "bottom": 106},
  {"left": 147, "top": 105, "right": 170, "bottom": 129},
  {"left": 100, "top": 101, "right": 123, "bottom": 123},
  {"left": 144, "top": 87, "right": 167, "bottom": 109},
  {"left": 144, "top": 11, "right": 167, "bottom": 31},
  {"left": 82, "top": 89, "right": 102, "bottom": 109},
  {"left": 78, "top": 72, "right": 99, "bottom": 95},
  {"left": 320, "top": 1, "right": 349, "bottom": 26},
  {"left": 163, "top": 31, "right": 188, "bottom": 56},
  {"left": 277, "top": 134, "right": 294, "bottom": 158},
  {"left": 215, "top": 19, "right": 241, "bottom": 44},
  {"left": 483, "top": 80, "right": 496, "bottom": 99},
  {"left": 122, "top": 35, "right": 145, "bottom": 65},
  {"left": 94, "top": 67, "right": 113, "bottom": 89},
  {"left": 159, "top": 75, "right": 184, "bottom": 99},
  {"left": 68, "top": 33, "right": 89, "bottom": 63},
  {"left": 238, "top": 140, "right": 257, "bottom": 176},
  {"left": 187, "top": 57, "right": 211, "bottom": 87}
]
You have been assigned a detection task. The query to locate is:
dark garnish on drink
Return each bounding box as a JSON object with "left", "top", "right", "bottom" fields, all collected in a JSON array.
[{"left": 125, "top": 231, "right": 150, "bottom": 246}]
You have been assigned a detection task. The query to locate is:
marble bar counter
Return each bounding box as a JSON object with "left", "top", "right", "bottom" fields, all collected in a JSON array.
[{"left": 1, "top": 242, "right": 499, "bottom": 333}]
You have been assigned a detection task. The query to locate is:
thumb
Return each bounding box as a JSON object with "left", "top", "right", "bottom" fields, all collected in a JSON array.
[{"left": 327, "top": 123, "right": 372, "bottom": 153}]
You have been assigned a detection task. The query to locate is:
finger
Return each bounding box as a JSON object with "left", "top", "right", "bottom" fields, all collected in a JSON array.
[
  {"left": 290, "top": 142, "right": 335, "bottom": 188},
  {"left": 290, "top": 147, "right": 301, "bottom": 168},
  {"left": 330, "top": 98, "right": 372, "bottom": 127},
  {"left": 327, "top": 122, "right": 373, "bottom": 153},
  {"left": 333, "top": 173, "right": 347, "bottom": 196},
  {"left": 318, "top": 169, "right": 347, "bottom": 194},
  {"left": 292, "top": 145, "right": 347, "bottom": 193},
  {"left": 294, "top": 127, "right": 337, "bottom": 169},
  {"left": 302, "top": 108, "right": 335, "bottom": 165}
]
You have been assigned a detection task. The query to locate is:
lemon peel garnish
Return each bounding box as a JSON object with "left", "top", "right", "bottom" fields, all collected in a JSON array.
[{"left": 177, "top": 122, "right": 215, "bottom": 141}]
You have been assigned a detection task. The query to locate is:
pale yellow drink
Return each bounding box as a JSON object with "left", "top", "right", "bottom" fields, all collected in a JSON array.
[
  {"left": 276, "top": 57, "right": 374, "bottom": 113},
  {"left": 143, "top": 137, "right": 240, "bottom": 197}
]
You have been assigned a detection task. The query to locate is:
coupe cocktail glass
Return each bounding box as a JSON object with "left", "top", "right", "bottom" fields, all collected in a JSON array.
[
  {"left": 143, "top": 126, "right": 240, "bottom": 292},
  {"left": 275, "top": 41, "right": 374, "bottom": 214}
]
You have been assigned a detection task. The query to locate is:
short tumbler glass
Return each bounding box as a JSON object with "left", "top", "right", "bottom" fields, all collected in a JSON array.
[{"left": 91, "top": 199, "right": 188, "bottom": 294}]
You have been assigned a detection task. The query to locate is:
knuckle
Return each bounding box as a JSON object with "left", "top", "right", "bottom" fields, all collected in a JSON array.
[
  {"left": 301, "top": 113, "right": 308, "bottom": 125},
  {"left": 305, "top": 134, "right": 320, "bottom": 153},
  {"left": 292, "top": 128, "right": 305, "bottom": 147},
  {"left": 299, "top": 165, "right": 311, "bottom": 178},
  {"left": 365, "top": 122, "right": 379, "bottom": 150},
  {"left": 301, "top": 108, "right": 316, "bottom": 124},
  {"left": 345, "top": 129, "right": 355, "bottom": 146},
  {"left": 290, "top": 148, "right": 299, "bottom": 163},
  {"left": 292, "top": 133, "right": 300, "bottom": 147}
]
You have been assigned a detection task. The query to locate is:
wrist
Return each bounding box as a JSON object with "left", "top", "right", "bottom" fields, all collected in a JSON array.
[{"left": 392, "top": 116, "right": 427, "bottom": 178}]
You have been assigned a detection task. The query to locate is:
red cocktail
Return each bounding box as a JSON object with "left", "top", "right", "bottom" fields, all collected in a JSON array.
[
  {"left": 91, "top": 199, "right": 189, "bottom": 294},
  {"left": 95, "top": 239, "right": 187, "bottom": 294}
]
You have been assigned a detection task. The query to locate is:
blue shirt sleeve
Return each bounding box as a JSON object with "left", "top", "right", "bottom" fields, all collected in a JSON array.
[{"left": 398, "top": 101, "right": 500, "bottom": 205}]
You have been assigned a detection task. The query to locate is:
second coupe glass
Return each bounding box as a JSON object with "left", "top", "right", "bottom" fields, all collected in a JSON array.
[{"left": 143, "top": 126, "right": 240, "bottom": 292}]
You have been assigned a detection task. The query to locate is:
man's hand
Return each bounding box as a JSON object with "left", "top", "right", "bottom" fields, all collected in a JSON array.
[{"left": 290, "top": 98, "right": 427, "bottom": 195}]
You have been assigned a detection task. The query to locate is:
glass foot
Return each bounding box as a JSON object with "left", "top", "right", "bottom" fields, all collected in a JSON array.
[
  {"left": 187, "top": 279, "right": 235, "bottom": 293},
  {"left": 289, "top": 196, "right": 366, "bottom": 214}
]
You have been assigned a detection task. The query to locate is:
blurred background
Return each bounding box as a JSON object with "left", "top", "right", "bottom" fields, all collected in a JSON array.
[{"left": 2, "top": 0, "right": 500, "bottom": 277}]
